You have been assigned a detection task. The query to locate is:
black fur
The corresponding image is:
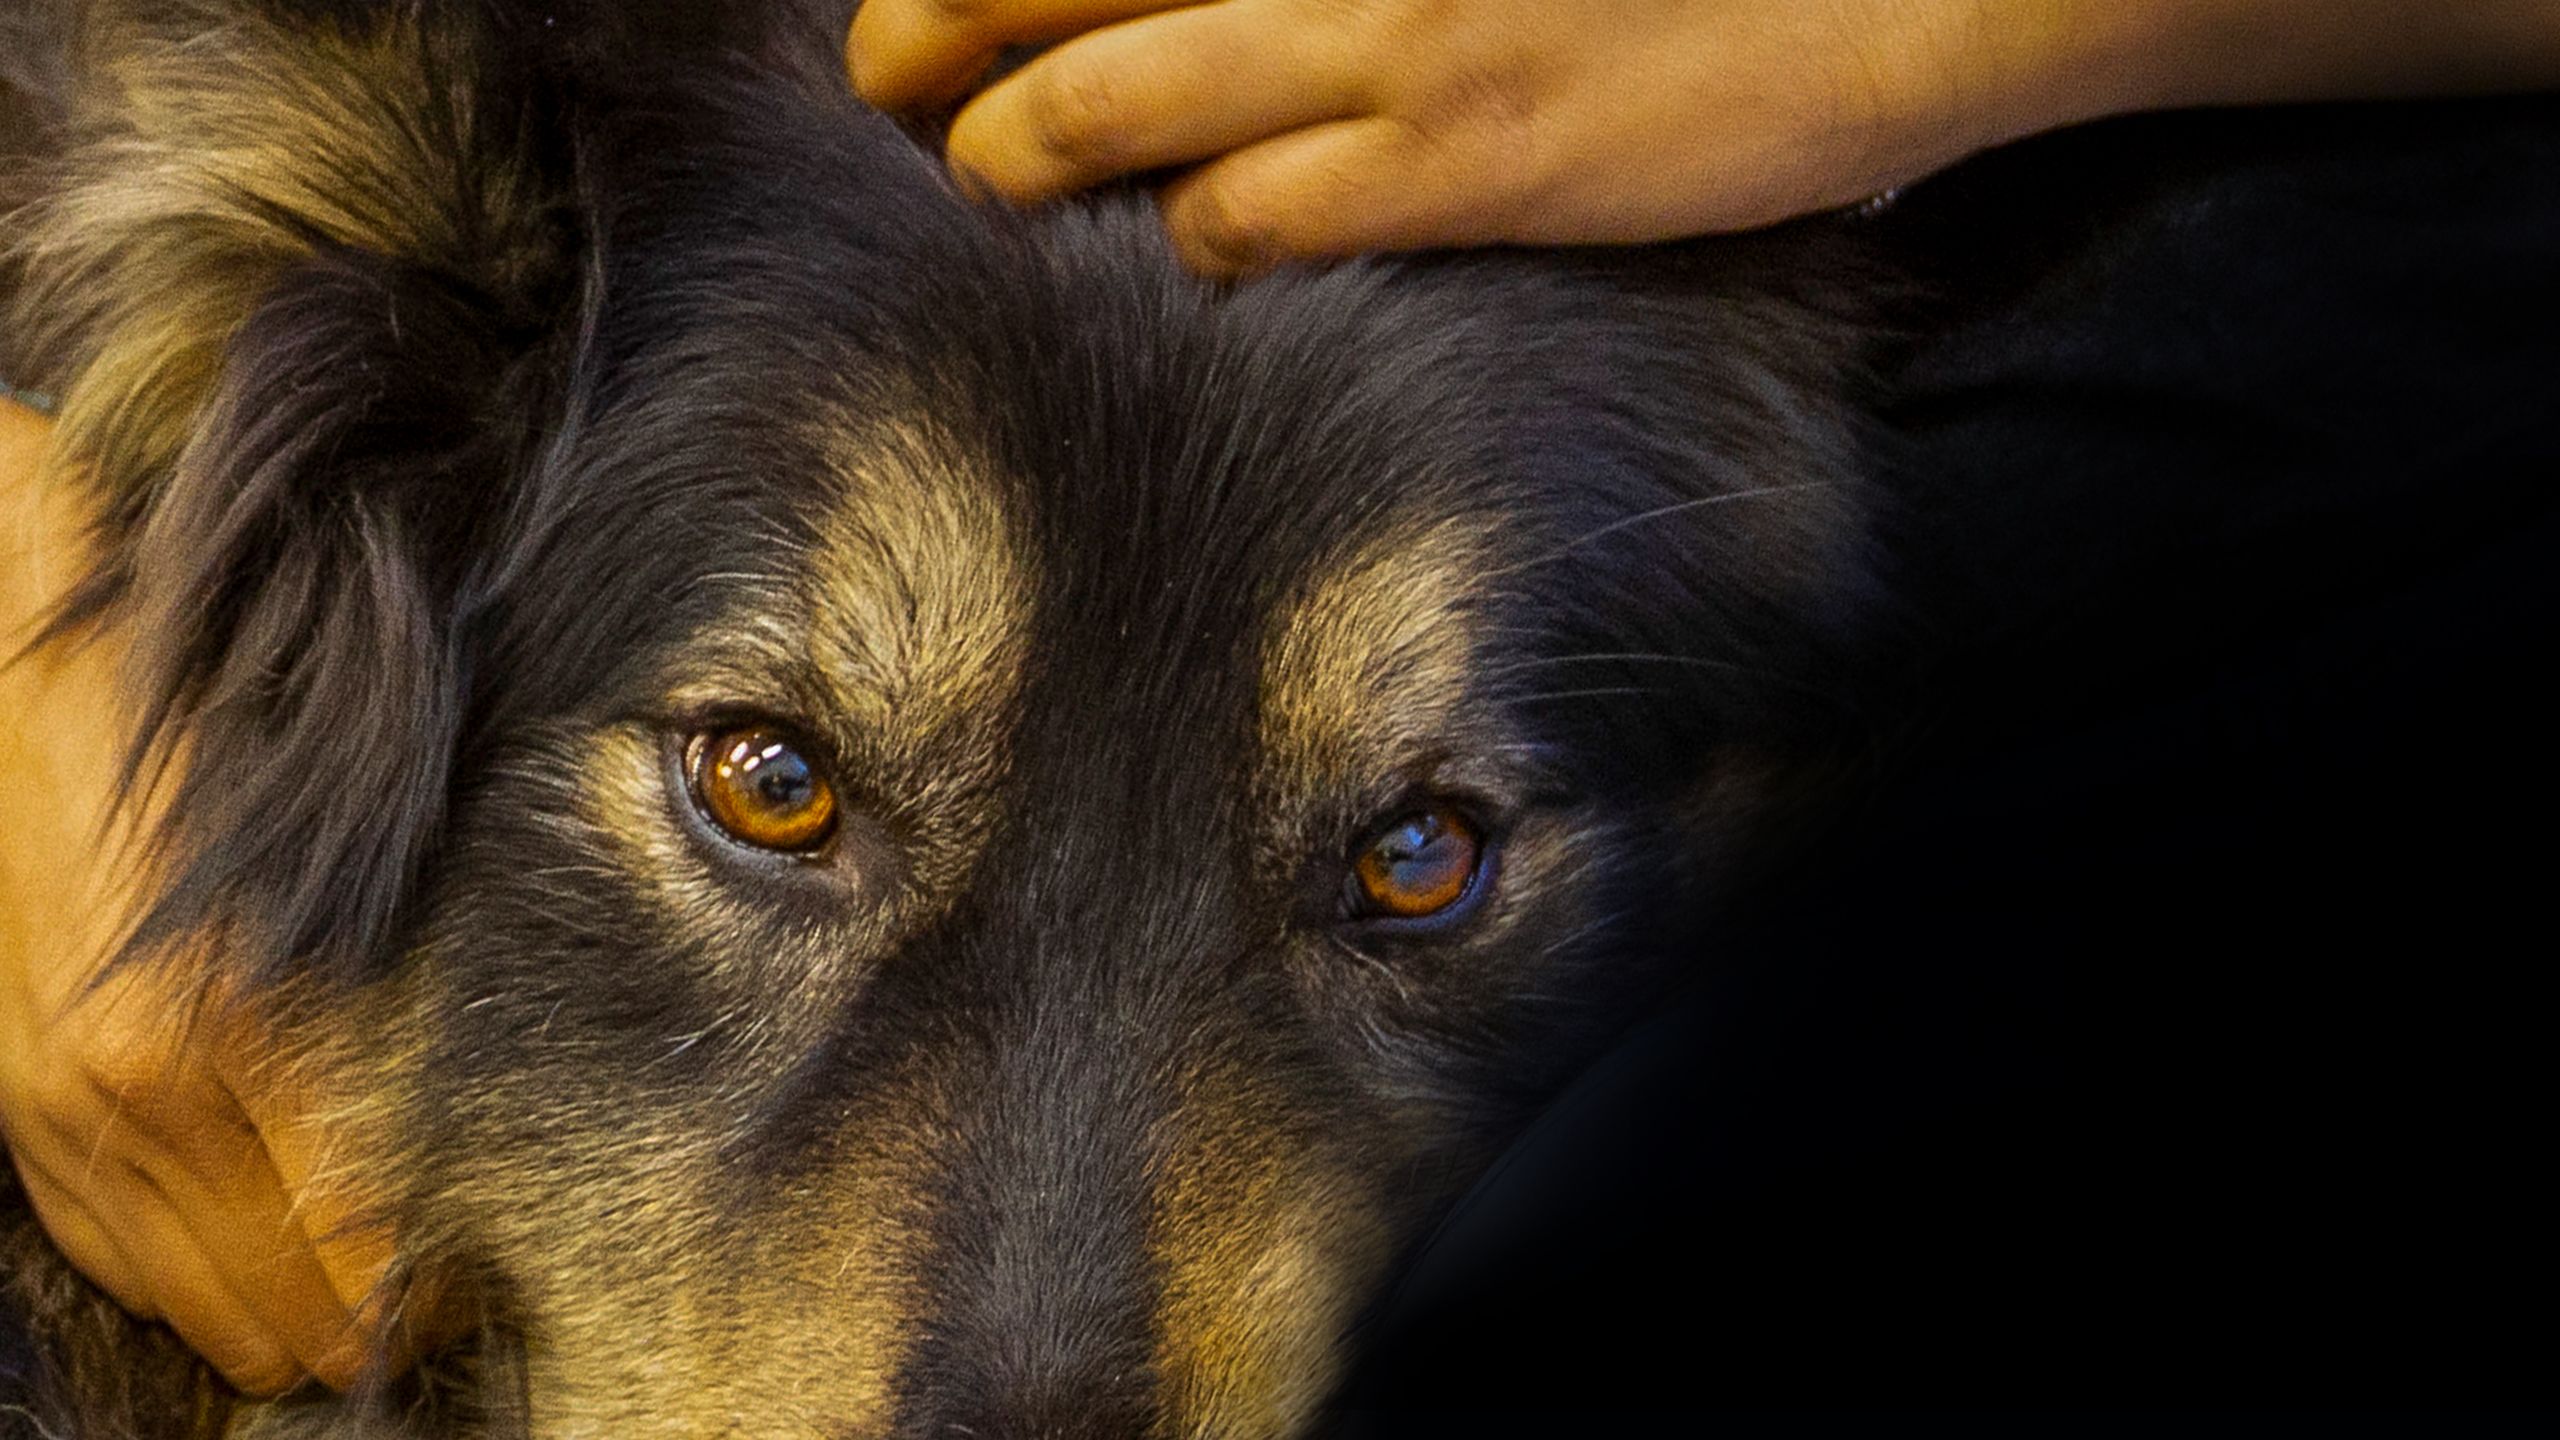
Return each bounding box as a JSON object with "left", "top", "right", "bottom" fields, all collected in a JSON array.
[{"left": 3, "top": 2, "right": 1888, "bottom": 1435}]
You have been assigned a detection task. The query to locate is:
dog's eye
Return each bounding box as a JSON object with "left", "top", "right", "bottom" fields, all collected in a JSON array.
[
  {"left": 1348, "top": 806, "right": 1484, "bottom": 921},
  {"left": 687, "top": 726, "right": 838, "bottom": 853}
]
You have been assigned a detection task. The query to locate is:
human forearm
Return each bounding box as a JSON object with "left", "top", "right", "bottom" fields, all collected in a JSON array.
[
  {"left": 1979, "top": 0, "right": 2560, "bottom": 153},
  {"left": 850, "top": 0, "right": 2560, "bottom": 273}
]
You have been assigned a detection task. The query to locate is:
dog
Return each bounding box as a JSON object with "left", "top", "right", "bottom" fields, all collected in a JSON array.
[{"left": 0, "top": 1, "right": 1890, "bottom": 1435}]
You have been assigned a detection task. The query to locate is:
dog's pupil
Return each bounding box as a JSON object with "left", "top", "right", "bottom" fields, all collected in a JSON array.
[
  {"left": 1384, "top": 817, "right": 1441, "bottom": 864},
  {"left": 756, "top": 761, "right": 812, "bottom": 812},
  {"left": 1386, "top": 827, "right": 1455, "bottom": 889},
  {"left": 693, "top": 727, "right": 837, "bottom": 851}
]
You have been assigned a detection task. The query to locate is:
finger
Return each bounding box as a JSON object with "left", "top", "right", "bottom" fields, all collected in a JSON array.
[
  {"left": 245, "top": 1085, "right": 404, "bottom": 1390},
  {"left": 206, "top": 1018, "right": 388, "bottom": 1322},
  {"left": 166, "top": 1166, "right": 370, "bottom": 1392},
  {"left": 947, "top": 0, "right": 1370, "bottom": 205},
  {"left": 850, "top": 0, "right": 1183, "bottom": 113},
  {"left": 67, "top": 1042, "right": 368, "bottom": 1390},
  {"left": 129, "top": 1200, "right": 311, "bottom": 1395},
  {"left": 13, "top": 1154, "right": 162, "bottom": 1321},
  {"left": 252, "top": 1108, "right": 392, "bottom": 1318},
  {"left": 16, "top": 1154, "right": 304, "bottom": 1394},
  {"left": 1156, "top": 115, "right": 1507, "bottom": 276},
  {"left": 159, "top": 1039, "right": 385, "bottom": 1389}
]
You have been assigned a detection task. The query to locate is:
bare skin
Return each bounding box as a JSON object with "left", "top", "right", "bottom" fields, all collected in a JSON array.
[
  {"left": 0, "top": 397, "right": 396, "bottom": 1394},
  {"left": 849, "top": 0, "right": 2560, "bottom": 275}
]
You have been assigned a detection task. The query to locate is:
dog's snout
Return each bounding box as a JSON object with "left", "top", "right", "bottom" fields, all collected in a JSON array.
[
  {"left": 895, "top": 1355, "right": 1160, "bottom": 1440},
  {"left": 892, "top": 1180, "right": 1167, "bottom": 1438}
]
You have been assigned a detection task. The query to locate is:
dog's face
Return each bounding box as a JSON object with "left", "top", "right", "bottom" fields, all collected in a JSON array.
[
  {"left": 11, "top": 4, "right": 1872, "bottom": 1434},
  {"left": 375, "top": 232, "right": 1861, "bottom": 1438}
]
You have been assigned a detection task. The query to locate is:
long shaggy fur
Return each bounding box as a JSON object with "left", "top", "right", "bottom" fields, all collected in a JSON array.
[{"left": 11, "top": 0, "right": 583, "bottom": 991}]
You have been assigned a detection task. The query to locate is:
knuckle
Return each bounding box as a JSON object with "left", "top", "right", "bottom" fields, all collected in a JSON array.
[
  {"left": 71, "top": 1051, "right": 179, "bottom": 1123},
  {"left": 213, "top": 1339, "right": 304, "bottom": 1397},
  {"left": 1418, "top": 58, "right": 1540, "bottom": 159},
  {"left": 1022, "top": 61, "right": 1130, "bottom": 170},
  {"left": 852, "top": 1, "right": 991, "bottom": 105},
  {"left": 1313, "top": 0, "right": 1458, "bottom": 50},
  {"left": 155, "top": 1281, "right": 301, "bottom": 1395},
  {"left": 1299, "top": 0, "right": 1405, "bottom": 29},
  {"left": 1181, "top": 174, "right": 1287, "bottom": 270},
  {"left": 19, "top": 1061, "right": 128, "bottom": 1139},
  {"left": 1293, "top": 0, "right": 1373, "bottom": 25}
]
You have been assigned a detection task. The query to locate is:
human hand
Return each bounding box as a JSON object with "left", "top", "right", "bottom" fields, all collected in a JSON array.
[
  {"left": 849, "top": 0, "right": 2146, "bottom": 273},
  {"left": 849, "top": 0, "right": 2560, "bottom": 275},
  {"left": 0, "top": 398, "right": 401, "bottom": 1394}
]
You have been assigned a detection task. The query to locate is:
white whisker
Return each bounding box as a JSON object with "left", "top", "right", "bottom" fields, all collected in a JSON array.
[
  {"left": 1491, "top": 651, "right": 1757, "bottom": 676},
  {"left": 1508, "top": 686, "right": 1667, "bottom": 705},
  {"left": 1486, "top": 482, "right": 1831, "bottom": 578}
]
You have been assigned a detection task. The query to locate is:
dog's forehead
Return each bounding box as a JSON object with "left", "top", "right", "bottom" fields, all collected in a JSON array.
[
  {"left": 549, "top": 218, "right": 1558, "bottom": 819},
  {"left": 818, "top": 329, "right": 1515, "bottom": 794},
  {"left": 1258, "top": 514, "right": 1501, "bottom": 795},
  {"left": 765, "top": 398, "right": 1498, "bottom": 801}
]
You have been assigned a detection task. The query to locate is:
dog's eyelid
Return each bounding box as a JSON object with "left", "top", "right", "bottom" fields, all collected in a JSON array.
[
  {"left": 1350, "top": 770, "right": 1522, "bottom": 842},
  {"left": 1327, "top": 791, "right": 1505, "bottom": 931},
  {"left": 1336, "top": 826, "right": 1501, "bottom": 937},
  {"left": 652, "top": 687, "right": 856, "bottom": 764}
]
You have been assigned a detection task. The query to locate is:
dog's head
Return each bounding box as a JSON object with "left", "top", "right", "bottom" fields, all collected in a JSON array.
[{"left": 13, "top": 3, "right": 1877, "bottom": 1434}]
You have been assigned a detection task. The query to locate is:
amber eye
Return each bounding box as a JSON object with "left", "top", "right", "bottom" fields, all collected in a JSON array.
[
  {"left": 687, "top": 726, "right": 838, "bottom": 853},
  {"left": 1349, "top": 806, "right": 1484, "bottom": 921}
]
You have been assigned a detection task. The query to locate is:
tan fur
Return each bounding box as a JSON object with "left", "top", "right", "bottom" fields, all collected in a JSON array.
[
  {"left": 262, "top": 956, "right": 943, "bottom": 1440},
  {"left": 13, "top": 6, "right": 551, "bottom": 517},
  {"left": 805, "top": 414, "right": 1038, "bottom": 893},
  {"left": 807, "top": 419, "right": 1035, "bottom": 761},
  {"left": 1150, "top": 1071, "right": 1389, "bottom": 1440},
  {"left": 1260, "top": 516, "right": 1496, "bottom": 795},
  {"left": 344, "top": 417, "right": 1039, "bottom": 1435},
  {"left": 556, "top": 414, "right": 1035, "bottom": 1034},
  {"left": 488, "top": 1081, "right": 938, "bottom": 1440}
]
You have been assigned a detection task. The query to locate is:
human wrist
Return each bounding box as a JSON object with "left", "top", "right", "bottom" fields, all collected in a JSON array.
[
  {"left": 1958, "top": 0, "right": 2560, "bottom": 151},
  {"left": 1822, "top": 1, "right": 2187, "bottom": 207},
  {"left": 1912, "top": 1, "right": 2218, "bottom": 160}
]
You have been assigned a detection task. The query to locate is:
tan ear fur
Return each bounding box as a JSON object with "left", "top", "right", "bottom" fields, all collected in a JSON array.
[{"left": 10, "top": 1, "right": 558, "bottom": 529}]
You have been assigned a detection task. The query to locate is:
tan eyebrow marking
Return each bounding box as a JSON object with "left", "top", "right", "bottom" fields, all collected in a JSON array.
[
  {"left": 1259, "top": 516, "right": 1494, "bottom": 786},
  {"left": 569, "top": 416, "right": 1037, "bottom": 998},
  {"left": 809, "top": 418, "right": 1035, "bottom": 763}
]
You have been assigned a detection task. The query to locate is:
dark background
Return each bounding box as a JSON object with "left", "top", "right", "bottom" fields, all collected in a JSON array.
[{"left": 1336, "top": 95, "right": 2560, "bottom": 1432}]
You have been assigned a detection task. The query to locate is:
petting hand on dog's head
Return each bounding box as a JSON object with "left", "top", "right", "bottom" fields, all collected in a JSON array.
[
  {"left": 0, "top": 400, "right": 419, "bottom": 1397},
  {"left": 848, "top": 0, "right": 2560, "bottom": 276}
]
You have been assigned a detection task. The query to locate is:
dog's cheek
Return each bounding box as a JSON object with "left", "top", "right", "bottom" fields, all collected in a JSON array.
[
  {"left": 437, "top": 722, "right": 894, "bottom": 1093},
  {"left": 1149, "top": 1074, "right": 1394, "bottom": 1440},
  {"left": 371, "top": 979, "right": 944, "bottom": 1439},
  {"left": 498, "top": 1098, "right": 938, "bottom": 1439}
]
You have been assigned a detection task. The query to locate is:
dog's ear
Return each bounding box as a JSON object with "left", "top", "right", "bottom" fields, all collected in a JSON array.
[{"left": 10, "top": 5, "right": 581, "bottom": 986}]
